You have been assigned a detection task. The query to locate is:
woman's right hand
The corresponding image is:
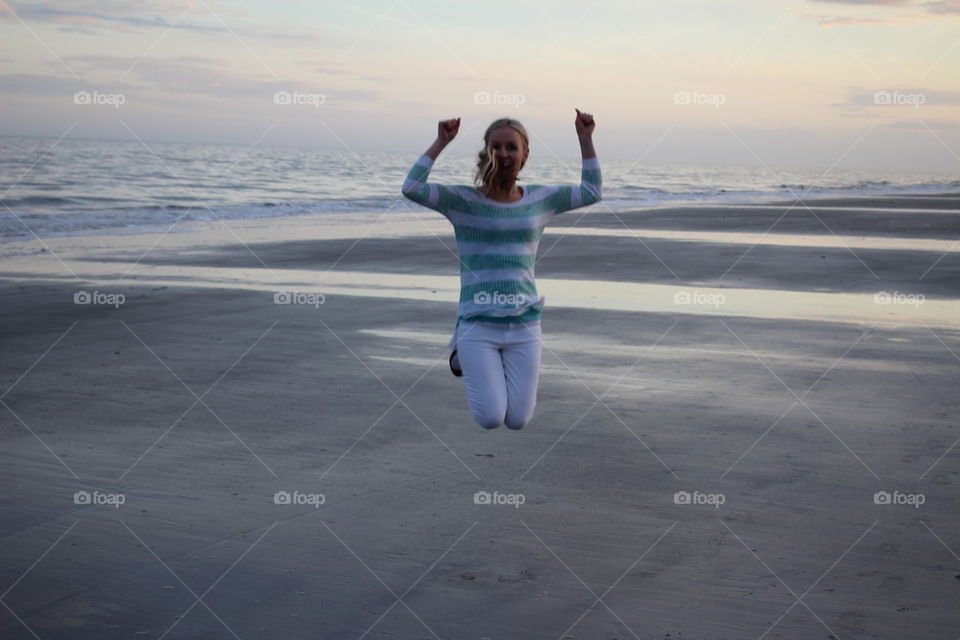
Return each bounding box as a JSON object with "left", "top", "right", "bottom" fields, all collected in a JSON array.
[{"left": 437, "top": 117, "right": 461, "bottom": 145}]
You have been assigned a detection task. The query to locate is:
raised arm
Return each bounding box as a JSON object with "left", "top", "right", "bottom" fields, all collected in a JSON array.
[
  {"left": 563, "top": 108, "right": 601, "bottom": 209},
  {"left": 401, "top": 117, "right": 461, "bottom": 211}
]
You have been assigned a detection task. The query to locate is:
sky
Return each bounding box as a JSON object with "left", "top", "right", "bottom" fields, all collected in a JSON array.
[{"left": 0, "top": 0, "right": 958, "bottom": 172}]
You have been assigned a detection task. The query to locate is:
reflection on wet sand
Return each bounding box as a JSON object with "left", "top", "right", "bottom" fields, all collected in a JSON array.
[
  {"left": 4, "top": 261, "right": 957, "bottom": 329},
  {"left": 544, "top": 227, "right": 960, "bottom": 253}
]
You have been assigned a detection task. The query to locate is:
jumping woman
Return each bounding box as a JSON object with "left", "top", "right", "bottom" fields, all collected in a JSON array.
[{"left": 401, "top": 109, "right": 601, "bottom": 430}]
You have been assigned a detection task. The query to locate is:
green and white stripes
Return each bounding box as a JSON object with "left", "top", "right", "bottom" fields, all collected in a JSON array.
[{"left": 401, "top": 154, "right": 601, "bottom": 343}]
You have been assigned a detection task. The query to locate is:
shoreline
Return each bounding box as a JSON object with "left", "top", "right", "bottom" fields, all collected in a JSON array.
[{"left": 2, "top": 189, "right": 958, "bottom": 250}]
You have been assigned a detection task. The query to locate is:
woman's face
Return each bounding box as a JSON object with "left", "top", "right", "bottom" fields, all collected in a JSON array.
[{"left": 487, "top": 126, "right": 528, "bottom": 181}]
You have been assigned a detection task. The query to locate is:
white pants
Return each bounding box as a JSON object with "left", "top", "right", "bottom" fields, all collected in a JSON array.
[{"left": 454, "top": 319, "right": 542, "bottom": 430}]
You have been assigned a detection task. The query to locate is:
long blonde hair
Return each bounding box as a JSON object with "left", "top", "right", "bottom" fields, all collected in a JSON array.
[{"left": 474, "top": 118, "right": 529, "bottom": 197}]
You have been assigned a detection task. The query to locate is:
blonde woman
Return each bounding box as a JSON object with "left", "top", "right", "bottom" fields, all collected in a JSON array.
[{"left": 401, "top": 110, "right": 601, "bottom": 430}]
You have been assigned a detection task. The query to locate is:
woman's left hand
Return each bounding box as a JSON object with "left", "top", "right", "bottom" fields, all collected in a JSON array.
[{"left": 575, "top": 108, "right": 595, "bottom": 137}]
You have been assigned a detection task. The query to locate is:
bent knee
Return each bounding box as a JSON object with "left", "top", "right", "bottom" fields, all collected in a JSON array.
[
  {"left": 504, "top": 409, "right": 534, "bottom": 430},
  {"left": 472, "top": 412, "right": 503, "bottom": 430}
]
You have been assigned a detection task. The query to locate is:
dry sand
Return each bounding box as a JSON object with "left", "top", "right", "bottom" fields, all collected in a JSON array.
[{"left": 1, "top": 193, "right": 958, "bottom": 639}]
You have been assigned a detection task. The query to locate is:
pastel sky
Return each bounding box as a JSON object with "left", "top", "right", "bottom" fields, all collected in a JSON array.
[{"left": 1, "top": 0, "right": 958, "bottom": 172}]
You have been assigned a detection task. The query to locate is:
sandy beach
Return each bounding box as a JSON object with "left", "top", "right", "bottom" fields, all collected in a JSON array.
[{"left": 2, "top": 193, "right": 959, "bottom": 639}]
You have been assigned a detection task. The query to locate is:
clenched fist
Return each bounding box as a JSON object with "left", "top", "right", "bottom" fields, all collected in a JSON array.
[
  {"left": 574, "top": 108, "right": 595, "bottom": 138},
  {"left": 437, "top": 117, "right": 461, "bottom": 145}
]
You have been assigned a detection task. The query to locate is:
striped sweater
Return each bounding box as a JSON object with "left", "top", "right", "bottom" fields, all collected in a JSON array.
[{"left": 401, "top": 154, "right": 602, "bottom": 346}]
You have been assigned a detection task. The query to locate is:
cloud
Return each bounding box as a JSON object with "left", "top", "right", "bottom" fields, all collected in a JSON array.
[
  {"left": 922, "top": 0, "right": 960, "bottom": 13},
  {"left": 62, "top": 53, "right": 222, "bottom": 73},
  {"left": 0, "top": 72, "right": 91, "bottom": 95},
  {"left": 885, "top": 119, "right": 960, "bottom": 132},
  {"left": 821, "top": 0, "right": 960, "bottom": 10},
  {"left": 817, "top": 0, "right": 960, "bottom": 9},
  {"left": 809, "top": 0, "right": 913, "bottom": 5},
  {"left": 0, "top": 55, "right": 384, "bottom": 106},
  {"left": 798, "top": 11, "right": 928, "bottom": 26},
  {"left": 85, "top": 55, "right": 309, "bottom": 99},
  {"left": 830, "top": 86, "right": 960, "bottom": 111},
  {"left": 0, "top": 1, "right": 343, "bottom": 45},
  {"left": 302, "top": 61, "right": 391, "bottom": 84},
  {"left": 811, "top": 14, "right": 895, "bottom": 25},
  {"left": 801, "top": 0, "right": 960, "bottom": 25},
  {"left": 0, "top": 1, "right": 224, "bottom": 32}
]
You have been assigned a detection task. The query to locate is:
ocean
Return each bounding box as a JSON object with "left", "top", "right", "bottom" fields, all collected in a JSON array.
[{"left": 1, "top": 135, "right": 957, "bottom": 240}]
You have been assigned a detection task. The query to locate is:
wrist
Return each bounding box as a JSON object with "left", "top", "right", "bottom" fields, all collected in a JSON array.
[{"left": 425, "top": 139, "right": 447, "bottom": 160}]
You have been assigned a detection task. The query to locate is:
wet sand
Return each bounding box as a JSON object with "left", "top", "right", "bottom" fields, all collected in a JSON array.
[{"left": 1, "top": 193, "right": 959, "bottom": 639}]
